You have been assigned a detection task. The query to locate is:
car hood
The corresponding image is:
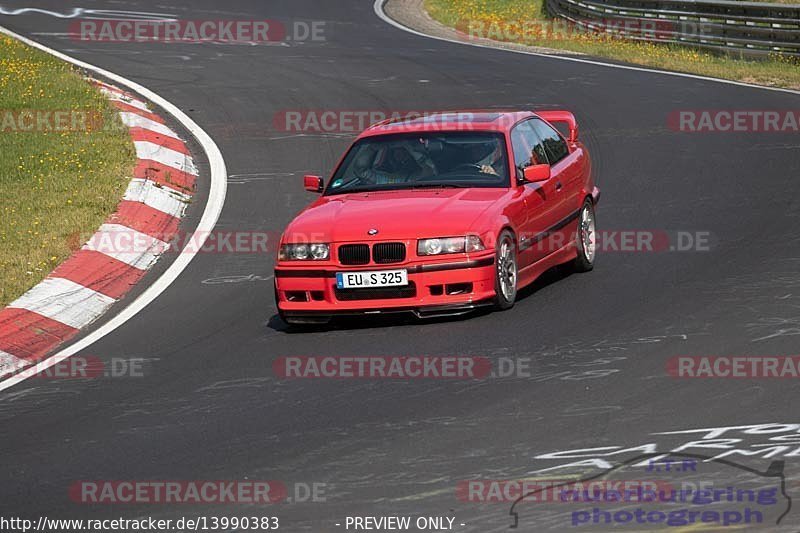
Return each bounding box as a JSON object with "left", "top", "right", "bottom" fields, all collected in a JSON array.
[{"left": 283, "top": 188, "right": 508, "bottom": 243}]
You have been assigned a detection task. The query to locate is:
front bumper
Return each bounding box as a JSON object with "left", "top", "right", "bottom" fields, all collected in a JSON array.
[{"left": 274, "top": 255, "right": 496, "bottom": 321}]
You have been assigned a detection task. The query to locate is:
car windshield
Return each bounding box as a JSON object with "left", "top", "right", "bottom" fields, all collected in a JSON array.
[{"left": 325, "top": 132, "right": 509, "bottom": 195}]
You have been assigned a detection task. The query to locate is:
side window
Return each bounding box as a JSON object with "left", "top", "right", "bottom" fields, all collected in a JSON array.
[
  {"left": 510, "top": 126, "right": 531, "bottom": 172},
  {"left": 510, "top": 121, "right": 547, "bottom": 173},
  {"left": 532, "top": 119, "right": 569, "bottom": 164}
]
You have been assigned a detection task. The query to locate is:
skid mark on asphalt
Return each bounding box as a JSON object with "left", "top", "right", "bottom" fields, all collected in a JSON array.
[
  {"left": 202, "top": 274, "right": 274, "bottom": 285},
  {"left": 0, "top": 7, "right": 176, "bottom": 19},
  {"left": 751, "top": 323, "right": 800, "bottom": 342},
  {"left": 228, "top": 172, "right": 296, "bottom": 184},
  {"left": 699, "top": 265, "right": 800, "bottom": 344},
  {"left": 559, "top": 405, "right": 623, "bottom": 416},
  {"left": 196, "top": 377, "right": 272, "bottom": 392},
  {"left": 62, "top": 48, "right": 144, "bottom": 55},
  {"left": 267, "top": 133, "right": 353, "bottom": 140},
  {"left": 749, "top": 142, "right": 800, "bottom": 151},
  {"left": 0, "top": 387, "right": 84, "bottom": 419}
]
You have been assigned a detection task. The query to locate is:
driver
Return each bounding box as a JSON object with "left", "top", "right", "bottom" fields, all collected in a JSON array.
[{"left": 471, "top": 142, "right": 503, "bottom": 176}]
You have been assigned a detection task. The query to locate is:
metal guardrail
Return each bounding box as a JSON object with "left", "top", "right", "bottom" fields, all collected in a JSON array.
[{"left": 545, "top": 0, "right": 800, "bottom": 57}]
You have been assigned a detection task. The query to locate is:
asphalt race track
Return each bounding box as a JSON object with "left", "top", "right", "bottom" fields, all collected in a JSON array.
[{"left": 2, "top": 1, "right": 800, "bottom": 531}]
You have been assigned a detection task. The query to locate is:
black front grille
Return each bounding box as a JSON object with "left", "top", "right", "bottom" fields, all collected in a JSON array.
[
  {"left": 338, "top": 244, "right": 370, "bottom": 265},
  {"left": 335, "top": 281, "right": 416, "bottom": 301},
  {"left": 373, "top": 242, "right": 406, "bottom": 264}
]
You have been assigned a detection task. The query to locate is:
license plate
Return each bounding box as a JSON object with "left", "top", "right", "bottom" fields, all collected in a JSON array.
[{"left": 336, "top": 269, "right": 408, "bottom": 289}]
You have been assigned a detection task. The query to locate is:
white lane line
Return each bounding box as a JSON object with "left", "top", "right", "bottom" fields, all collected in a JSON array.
[
  {"left": 83, "top": 223, "right": 170, "bottom": 270},
  {"left": 373, "top": 0, "right": 800, "bottom": 97},
  {"left": 0, "top": 351, "right": 28, "bottom": 378},
  {"left": 134, "top": 141, "right": 198, "bottom": 175},
  {"left": 118, "top": 111, "right": 179, "bottom": 139},
  {"left": 0, "top": 25, "right": 228, "bottom": 393},
  {"left": 8, "top": 278, "right": 117, "bottom": 330},
  {"left": 123, "top": 178, "right": 191, "bottom": 218}
]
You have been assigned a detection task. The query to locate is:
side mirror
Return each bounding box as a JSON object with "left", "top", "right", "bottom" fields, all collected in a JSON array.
[
  {"left": 523, "top": 164, "right": 551, "bottom": 183},
  {"left": 304, "top": 175, "right": 324, "bottom": 193}
]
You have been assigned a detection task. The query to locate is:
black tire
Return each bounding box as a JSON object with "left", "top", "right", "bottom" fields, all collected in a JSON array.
[
  {"left": 573, "top": 198, "right": 596, "bottom": 273},
  {"left": 493, "top": 230, "right": 518, "bottom": 310}
]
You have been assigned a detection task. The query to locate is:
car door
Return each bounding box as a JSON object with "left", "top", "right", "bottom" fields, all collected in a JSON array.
[
  {"left": 508, "top": 120, "right": 561, "bottom": 268},
  {"left": 530, "top": 118, "right": 584, "bottom": 254}
]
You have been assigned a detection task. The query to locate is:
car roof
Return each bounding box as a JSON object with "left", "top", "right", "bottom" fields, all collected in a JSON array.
[{"left": 358, "top": 111, "right": 534, "bottom": 138}]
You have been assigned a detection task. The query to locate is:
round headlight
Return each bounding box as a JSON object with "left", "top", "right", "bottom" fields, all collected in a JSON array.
[
  {"left": 423, "top": 239, "right": 442, "bottom": 255},
  {"left": 291, "top": 244, "right": 309, "bottom": 259},
  {"left": 310, "top": 243, "right": 329, "bottom": 260}
]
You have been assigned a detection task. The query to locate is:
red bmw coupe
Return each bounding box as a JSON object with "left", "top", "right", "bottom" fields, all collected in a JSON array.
[{"left": 274, "top": 111, "right": 599, "bottom": 324}]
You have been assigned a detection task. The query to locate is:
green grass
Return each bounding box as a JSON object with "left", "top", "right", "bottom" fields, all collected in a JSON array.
[
  {"left": 0, "top": 35, "right": 135, "bottom": 307},
  {"left": 425, "top": 0, "right": 800, "bottom": 90}
]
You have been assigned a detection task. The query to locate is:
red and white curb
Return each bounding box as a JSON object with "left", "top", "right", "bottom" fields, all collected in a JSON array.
[{"left": 0, "top": 80, "right": 197, "bottom": 378}]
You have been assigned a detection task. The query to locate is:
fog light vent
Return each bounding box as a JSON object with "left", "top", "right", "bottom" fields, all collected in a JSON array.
[
  {"left": 286, "top": 291, "right": 309, "bottom": 302},
  {"left": 445, "top": 283, "right": 473, "bottom": 295}
]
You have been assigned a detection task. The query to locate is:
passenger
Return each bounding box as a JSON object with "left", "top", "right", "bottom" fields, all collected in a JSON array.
[
  {"left": 380, "top": 144, "right": 434, "bottom": 181},
  {"left": 352, "top": 150, "right": 391, "bottom": 184}
]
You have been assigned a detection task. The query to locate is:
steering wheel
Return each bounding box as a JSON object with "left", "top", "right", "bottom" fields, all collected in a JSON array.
[{"left": 452, "top": 163, "right": 484, "bottom": 172}]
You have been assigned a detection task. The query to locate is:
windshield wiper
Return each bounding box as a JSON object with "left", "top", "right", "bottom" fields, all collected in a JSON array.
[
  {"left": 410, "top": 183, "right": 468, "bottom": 189},
  {"left": 327, "top": 183, "right": 468, "bottom": 195},
  {"left": 327, "top": 186, "right": 392, "bottom": 195}
]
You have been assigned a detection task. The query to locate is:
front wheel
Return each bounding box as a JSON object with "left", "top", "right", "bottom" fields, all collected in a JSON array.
[
  {"left": 573, "top": 198, "right": 596, "bottom": 272},
  {"left": 493, "top": 230, "right": 518, "bottom": 310}
]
